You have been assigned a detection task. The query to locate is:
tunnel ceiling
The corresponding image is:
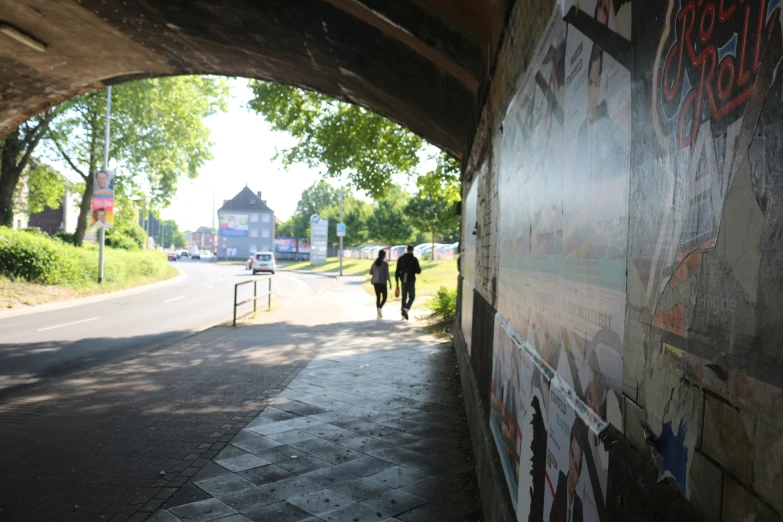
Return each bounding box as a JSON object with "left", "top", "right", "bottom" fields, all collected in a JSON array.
[{"left": 0, "top": 0, "right": 509, "bottom": 158}]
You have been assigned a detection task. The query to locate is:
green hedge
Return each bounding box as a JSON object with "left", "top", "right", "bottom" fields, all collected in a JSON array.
[
  {"left": 0, "top": 227, "right": 171, "bottom": 286},
  {"left": 427, "top": 285, "right": 457, "bottom": 322}
]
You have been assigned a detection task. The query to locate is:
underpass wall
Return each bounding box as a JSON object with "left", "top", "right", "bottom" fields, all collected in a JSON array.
[{"left": 457, "top": 0, "right": 783, "bottom": 521}]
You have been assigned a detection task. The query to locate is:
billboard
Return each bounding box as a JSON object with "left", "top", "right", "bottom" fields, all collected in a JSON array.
[
  {"left": 310, "top": 214, "right": 328, "bottom": 265},
  {"left": 275, "top": 237, "right": 296, "bottom": 253},
  {"left": 219, "top": 214, "right": 249, "bottom": 237},
  {"left": 92, "top": 169, "right": 114, "bottom": 228}
]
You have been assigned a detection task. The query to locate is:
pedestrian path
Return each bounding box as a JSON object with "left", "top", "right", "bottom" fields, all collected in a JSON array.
[{"left": 150, "top": 317, "right": 478, "bottom": 522}]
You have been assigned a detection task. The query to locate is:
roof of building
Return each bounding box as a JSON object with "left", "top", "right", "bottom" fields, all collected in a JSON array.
[{"left": 218, "top": 187, "right": 274, "bottom": 214}]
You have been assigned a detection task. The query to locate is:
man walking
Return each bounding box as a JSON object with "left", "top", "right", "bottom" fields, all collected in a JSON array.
[{"left": 395, "top": 245, "right": 421, "bottom": 320}]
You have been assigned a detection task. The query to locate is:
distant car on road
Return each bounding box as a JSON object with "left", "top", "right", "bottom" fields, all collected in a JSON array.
[
  {"left": 178, "top": 250, "right": 189, "bottom": 258},
  {"left": 167, "top": 252, "right": 178, "bottom": 261},
  {"left": 201, "top": 250, "right": 212, "bottom": 259},
  {"left": 191, "top": 251, "right": 201, "bottom": 260},
  {"left": 251, "top": 252, "right": 276, "bottom": 275}
]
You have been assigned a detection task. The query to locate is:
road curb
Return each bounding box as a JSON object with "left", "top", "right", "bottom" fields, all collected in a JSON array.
[{"left": 0, "top": 267, "right": 186, "bottom": 319}]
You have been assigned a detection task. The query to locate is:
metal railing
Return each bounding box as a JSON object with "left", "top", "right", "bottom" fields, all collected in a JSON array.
[{"left": 233, "top": 276, "right": 272, "bottom": 326}]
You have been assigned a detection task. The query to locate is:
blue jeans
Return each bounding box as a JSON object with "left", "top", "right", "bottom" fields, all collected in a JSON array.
[{"left": 401, "top": 282, "right": 416, "bottom": 311}]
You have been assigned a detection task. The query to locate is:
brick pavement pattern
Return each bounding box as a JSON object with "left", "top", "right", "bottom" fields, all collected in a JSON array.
[
  {"left": 150, "top": 321, "right": 476, "bottom": 522},
  {"left": 0, "top": 323, "right": 317, "bottom": 522}
]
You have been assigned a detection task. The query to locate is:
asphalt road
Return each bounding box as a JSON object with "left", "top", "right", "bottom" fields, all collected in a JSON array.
[{"left": 0, "top": 261, "right": 336, "bottom": 401}]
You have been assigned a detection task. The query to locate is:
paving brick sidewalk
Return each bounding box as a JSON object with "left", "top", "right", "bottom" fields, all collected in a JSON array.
[{"left": 149, "top": 319, "right": 478, "bottom": 522}]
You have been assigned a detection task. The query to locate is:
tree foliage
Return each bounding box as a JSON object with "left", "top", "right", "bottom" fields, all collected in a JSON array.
[
  {"left": 160, "top": 219, "right": 186, "bottom": 249},
  {"left": 247, "top": 82, "right": 425, "bottom": 199},
  {"left": 321, "top": 195, "right": 372, "bottom": 247},
  {"left": 46, "top": 76, "right": 228, "bottom": 245},
  {"left": 367, "top": 186, "right": 414, "bottom": 246},
  {"left": 295, "top": 181, "right": 339, "bottom": 218},
  {"left": 0, "top": 111, "right": 58, "bottom": 226},
  {"left": 405, "top": 190, "right": 460, "bottom": 251},
  {"left": 24, "top": 163, "right": 67, "bottom": 215}
]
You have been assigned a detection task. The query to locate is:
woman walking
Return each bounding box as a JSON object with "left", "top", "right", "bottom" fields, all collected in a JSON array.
[{"left": 370, "top": 249, "right": 392, "bottom": 319}]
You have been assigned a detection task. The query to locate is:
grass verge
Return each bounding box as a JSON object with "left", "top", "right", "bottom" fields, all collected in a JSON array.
[
  {"left": 0, "top": 227, "right": 179, "bottom": 309},
  {"left": 0, "top": 268, "right": 179, "bottom": 309},
  {"left": 280, "top": 257, "right": 458, "bottom": 298}
]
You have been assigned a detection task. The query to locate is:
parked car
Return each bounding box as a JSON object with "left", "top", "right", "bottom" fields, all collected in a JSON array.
[
  {"left": 361, "top": 246, "right": 375, "bottom": 259},
  {"left": 251, "top": 252, "right": 276, "bottom": 275},
  {"left": 167, "top": 251, "right": 178, "bottom": 262},
  {"left": 350, "top": 246, "right": 363, "bottom": 259},
  {"left": 201, "top": 250, "right": 213, "bottom": 259}
]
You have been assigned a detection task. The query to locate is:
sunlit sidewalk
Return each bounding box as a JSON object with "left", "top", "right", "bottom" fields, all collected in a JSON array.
[{"left": 149, "top": 295, "right": 478, "bottom": 522}]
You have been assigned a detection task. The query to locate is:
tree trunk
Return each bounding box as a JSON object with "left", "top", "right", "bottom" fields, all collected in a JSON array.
[
  {"left": 73, "top": 174, "right": 94, "bottom": 246},
  {"left": 0, "top": 130, "right": 23, "bottom": 228}
]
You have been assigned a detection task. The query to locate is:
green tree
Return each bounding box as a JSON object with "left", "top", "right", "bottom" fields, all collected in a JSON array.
[
  {"left": 247, "top": 83, "right": 424, "bottom": 199},
  {"left": 367, "top": 187, "right": 414, "bottom": 246},
  {"left": 295, "top": 181, "right": 339, "bottom": 218},
  {"left": 160, "top": 220, "right": 186, "bottom": 249},
  {"left": 0, "top": 111, "right": 59, "bottom": 226},
  {"left": 406, "top": 190, "right": 460, "bottom": 259},
  {"left": 276, "top": 213, "right": 310, "bottom": 239},
  {"left": 321, "top": 194, "right": 372, "bottom": 247},
  {"left": 47, "top": 76, "right": 228, "bottom": 246},
  {"left": 23, "top": 163, "right": 67, "bottom": 216}
]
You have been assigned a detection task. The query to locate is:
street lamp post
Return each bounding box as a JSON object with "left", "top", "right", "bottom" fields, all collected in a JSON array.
[
  {"left": 98, "top": 86, "right": 112, "bottom": 283},
  {"left": 339, "top": 183, "right": 343, "bottom": 277}
]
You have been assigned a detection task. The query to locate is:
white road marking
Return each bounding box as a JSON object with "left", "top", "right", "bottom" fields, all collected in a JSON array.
[
  {"left": 37, "top": 317, "right": 99, "bottom": 332},
  {"left": 165, "top": 296, "right": 185, "bottom": 303}
]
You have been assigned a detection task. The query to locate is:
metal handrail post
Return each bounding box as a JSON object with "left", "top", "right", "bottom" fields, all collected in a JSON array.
[
  {"left": 253, "top": 280, "right": 257, "bottom": 314},
  {"left": 233, "top": 283, "right": 238, "bottom": 326},
  {"left": 268, "top": 278, "right": 272, "bottom": 310}
]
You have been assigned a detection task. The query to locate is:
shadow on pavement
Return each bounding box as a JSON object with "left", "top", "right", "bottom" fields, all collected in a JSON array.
[{"left": 0, "top": 315, "right": 451, "bottom": 521}]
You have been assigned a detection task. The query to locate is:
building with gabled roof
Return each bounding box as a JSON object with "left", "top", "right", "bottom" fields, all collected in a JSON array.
[{"left": 217, "top": 187, "right": 275, "bottom": 259}]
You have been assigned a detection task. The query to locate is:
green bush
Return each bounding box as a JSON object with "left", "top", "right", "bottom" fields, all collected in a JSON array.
[
  {"left": 427, "top": 285, "right": 457, "bottom": 322},
  {"left": 0, "top": 227, "right": 170, "bottom": 286},
  {"left": 53, "top": 231, "right": 75, "bottom": 244},
  {"left": 105, "top": 223, "right": 147, "bottom": 250}
]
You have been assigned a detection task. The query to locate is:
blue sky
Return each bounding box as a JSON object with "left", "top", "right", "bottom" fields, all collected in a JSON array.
[{"left": 160, "top": 79, "right": 326, "bottom": 231}]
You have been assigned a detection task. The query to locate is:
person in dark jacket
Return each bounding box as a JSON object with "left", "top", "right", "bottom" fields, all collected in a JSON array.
[{"left": 395, "top": 245, "right": 421, "bottom": 320}]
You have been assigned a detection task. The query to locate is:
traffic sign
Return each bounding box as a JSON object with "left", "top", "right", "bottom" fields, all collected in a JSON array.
[{"left": 336, "top": 223, "right": 346, "bottom": 237}]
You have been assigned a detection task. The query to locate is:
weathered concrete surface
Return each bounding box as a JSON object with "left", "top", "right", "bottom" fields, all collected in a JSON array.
[{"left": 0, "top": 0, "right": 511, "bottom": 158}]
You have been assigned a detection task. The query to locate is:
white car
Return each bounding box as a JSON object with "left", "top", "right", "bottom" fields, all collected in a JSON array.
[{"left": 251, "top": 252, "right": 276, "bottom": 275}]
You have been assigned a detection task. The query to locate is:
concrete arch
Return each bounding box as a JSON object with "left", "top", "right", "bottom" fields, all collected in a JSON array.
[{"left": 0, "top": 0, "right": 509, "bottom": 158}]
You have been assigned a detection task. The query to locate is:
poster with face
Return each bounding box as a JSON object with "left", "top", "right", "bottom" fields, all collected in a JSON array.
[
  {"left": 490, "top": 316, "right": 555, "bottom": 520},
  {"left": 93, "top": 169, "right": 115, "bottom": 198},
  {"left": 91, "top": 197, "right": 114, "bottom": 228},
  {"left": 490, "top": 318, "right": 530, "bottom": 511},
  {"left": 544, "top": 380, "right": 609, "bottom": 522},
  {"left": 559, "top": 0, "right": 631, "bottom": 428}
]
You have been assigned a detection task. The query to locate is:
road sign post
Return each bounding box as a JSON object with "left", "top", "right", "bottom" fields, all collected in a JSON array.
[{"left": 337, "top": 222, "right": 346, "bottom": 276}]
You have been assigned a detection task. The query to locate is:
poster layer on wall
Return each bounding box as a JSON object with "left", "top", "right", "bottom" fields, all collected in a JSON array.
[
  {"left": 495, "top": 0, "right": 630, "bottom": 433},
  {"left": 490, "top": 316, "right": 555, "bottom": 519},
  {"left": 544, "top": 376, "right": 609, "bottom": 522},
  {"left": 461, "top": 280, "right": 474, "bottom": 355},
  {"left": 219, "top": 214, "right": 249, "bottom": 237}
]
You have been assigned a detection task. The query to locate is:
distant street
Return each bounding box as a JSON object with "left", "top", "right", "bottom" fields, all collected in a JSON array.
[{"left": 0, "top": 261, "right": 335, "bottom": 402}]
